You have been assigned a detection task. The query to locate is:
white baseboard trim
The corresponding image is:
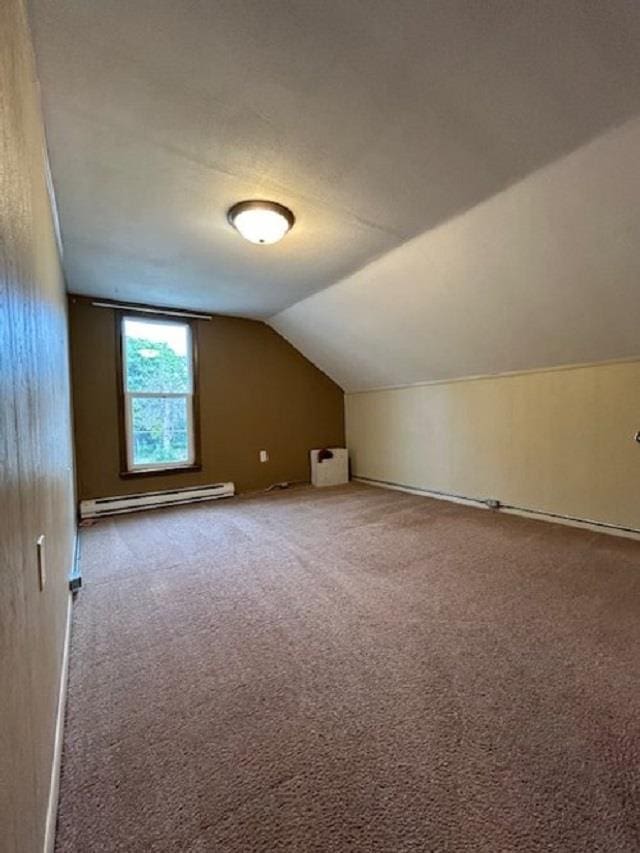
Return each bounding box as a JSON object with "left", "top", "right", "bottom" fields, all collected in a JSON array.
[
  {"left": 354, "top": 476, "right": 640, "bottom": 542},
  {"left": 43, "top": 589, "right": 72, "bottom": 853}
]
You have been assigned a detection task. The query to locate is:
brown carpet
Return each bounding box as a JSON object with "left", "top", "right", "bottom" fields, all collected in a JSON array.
[{"left": 56, "top": 483, "right": 640, "bottom": 852}]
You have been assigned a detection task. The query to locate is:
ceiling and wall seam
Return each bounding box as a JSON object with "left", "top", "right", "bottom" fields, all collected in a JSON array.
[{"left": 343, "top": 356, "right": 640, "bottom": 396}]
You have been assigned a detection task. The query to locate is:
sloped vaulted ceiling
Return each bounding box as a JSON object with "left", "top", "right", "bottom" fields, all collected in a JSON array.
[
  {"left": 31, "top": 1, "right": 640, "bottom": 387},
  {"left": 270, "top": 116, "right": 640, "bottom": 391}
]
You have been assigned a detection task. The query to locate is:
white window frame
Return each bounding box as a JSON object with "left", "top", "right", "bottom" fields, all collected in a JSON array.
[{"left": 121, "top": 315, "right": 196, "bottom": 473}]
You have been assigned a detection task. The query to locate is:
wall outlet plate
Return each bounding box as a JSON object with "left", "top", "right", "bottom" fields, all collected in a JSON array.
[
  {"left": 259, "top": 450, "right": 268, "bottom": 463},
  {"left": 36, "top": 534, "right": 46, "bottom": 591}
]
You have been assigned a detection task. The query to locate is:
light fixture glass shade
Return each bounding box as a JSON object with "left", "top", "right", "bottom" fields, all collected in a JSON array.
[{"left": 228, "top": 200, "right": 294, "bottom": 245}]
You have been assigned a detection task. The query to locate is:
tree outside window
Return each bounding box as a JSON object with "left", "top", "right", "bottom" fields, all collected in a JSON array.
[{"left": 121, "top": 317, "right": 196, "bottom": 471}]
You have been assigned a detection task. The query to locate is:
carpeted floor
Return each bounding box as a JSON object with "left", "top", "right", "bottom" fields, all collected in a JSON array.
[{"left": 56, "top": 483, "right": 640, "bottom": 852}]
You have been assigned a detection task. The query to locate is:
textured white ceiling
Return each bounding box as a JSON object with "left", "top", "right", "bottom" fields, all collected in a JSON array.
[
  {"left": 30, "top": 0, "right": 640, "bottom": 318},
  {"left": 271, "top": 117, "right": 640, "bottom": 391}
]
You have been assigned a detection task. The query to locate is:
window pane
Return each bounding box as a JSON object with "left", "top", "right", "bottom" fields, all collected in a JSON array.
[
  {"left": 131, "top": 396, "right": 190, "bottom": 467},
  {"left": 123, "top": 318, "right": 191, "bottom": 393}
]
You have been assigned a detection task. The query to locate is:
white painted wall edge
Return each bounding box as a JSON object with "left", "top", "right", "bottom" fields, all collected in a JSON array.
[
  {"left": 346, "top": 355, "right": 640, "bottom": 395},
  {"left": 43, "top": 581, "right": 73, "bottom": 853},
  {"left": 354, "top": 477, "right": 640, "bottom": 542}
]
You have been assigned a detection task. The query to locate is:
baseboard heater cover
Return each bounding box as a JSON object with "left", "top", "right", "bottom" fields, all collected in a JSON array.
[
  {"left": 354, "top": 476, "right": 640, "bottom": 540},
  {"left": 80, "top": 482, "right": 235, "bottom": 519}
]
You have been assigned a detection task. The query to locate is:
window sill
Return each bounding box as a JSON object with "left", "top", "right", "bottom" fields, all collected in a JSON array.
[{"left": 119, "top": 464, "right": 202, "bottom": 479}]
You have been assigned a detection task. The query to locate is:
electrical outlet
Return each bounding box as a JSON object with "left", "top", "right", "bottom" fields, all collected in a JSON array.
[
  {"left": 259, "top": 450, "right": 269, "bottom": 463},
  {"left": 36, "top": 534, "right": 46, "bottom": 591}
]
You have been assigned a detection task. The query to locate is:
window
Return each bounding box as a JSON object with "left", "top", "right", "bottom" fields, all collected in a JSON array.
[{"left": 120, "top": 315, "right": 198, "bottom": 473}]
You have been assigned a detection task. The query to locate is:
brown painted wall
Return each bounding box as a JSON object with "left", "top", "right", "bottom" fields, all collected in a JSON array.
[
  {"left": 69, "top": 299, "right": 345, "bottom": 500},
  {"left": 0, "top": 1, "right": 76, "bottom": 850}
]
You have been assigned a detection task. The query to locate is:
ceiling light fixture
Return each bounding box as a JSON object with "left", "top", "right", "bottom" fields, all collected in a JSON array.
[{"left": 227, "top": 200, "right": 295, "bottom": 245}]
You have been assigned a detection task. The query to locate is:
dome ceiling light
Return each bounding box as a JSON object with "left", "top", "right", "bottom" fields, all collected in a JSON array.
[{"left": 227, "top": 200, "right": 295, "bottom": 245}]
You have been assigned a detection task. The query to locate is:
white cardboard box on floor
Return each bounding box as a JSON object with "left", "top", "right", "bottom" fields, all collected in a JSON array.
[{"left": 310, "top": 448, "right": 349, "bottom": 487}]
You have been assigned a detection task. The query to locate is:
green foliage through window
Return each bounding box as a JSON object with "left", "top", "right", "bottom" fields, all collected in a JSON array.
[
  {"left": 131, "top": 395, "right": 189, "bottom": 466},
  {"left": 125, "top": 335, "right": 190, "bottom": 393},
  {"left": 123, "top": 319, "right": 194, "bottom": 468}
]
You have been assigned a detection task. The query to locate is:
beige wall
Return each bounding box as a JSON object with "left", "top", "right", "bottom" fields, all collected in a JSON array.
[
  {"left": 69, "top": 299, "right": 345, "bottom": 500},
  {"left": 346, "top": 360, "right": 640, "bottom": 530},
  {"left": 0, "top": 1, "right": 76, "bottom": 850}
]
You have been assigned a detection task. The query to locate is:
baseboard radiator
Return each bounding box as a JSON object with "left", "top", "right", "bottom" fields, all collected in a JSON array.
[
  {"left": 355, "top": 476, "right": 640, "bottom": 540},
  {"left": 80, "top": 482, "right": 235, "bottom": 519}
]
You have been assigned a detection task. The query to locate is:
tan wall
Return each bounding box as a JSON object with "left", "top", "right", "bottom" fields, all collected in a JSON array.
[
  {"left": 0, "top": 1, "right": 76, "bottom": 850},
  {"left": 346, "top": 361, "right": 640, "bottom": 530},
  {"left": 69, "top": 299, "right": 345, "bottom": 500}
]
